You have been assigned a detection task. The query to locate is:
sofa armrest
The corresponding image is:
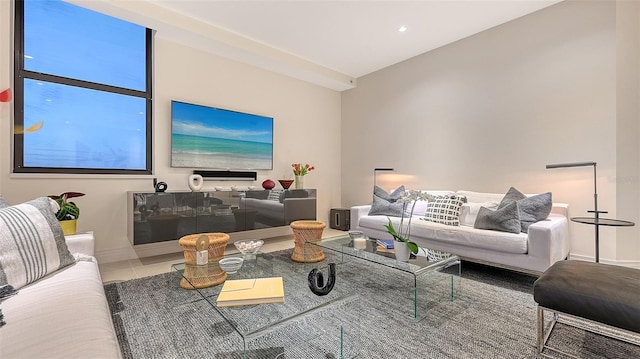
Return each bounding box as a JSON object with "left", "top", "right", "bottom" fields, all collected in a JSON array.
[
  {"left": 550, "top": 203, "right": 569, "bottom": 218},
  {"left": 527, "top": 214, "right": 570, "bottom": 265},
  {"left": 64, "top": 231, "right": 95, "bottom": 257},
  {"left": 284, "top": 197, "right": 316, "bottom": 223},
  {"left": 350, "top": 205, "right": 371, "bottom": 231}
]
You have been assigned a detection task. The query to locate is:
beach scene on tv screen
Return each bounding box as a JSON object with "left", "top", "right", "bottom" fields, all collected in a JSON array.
[{"left": 171, "top": 101, "right": 273, "bottom": 170}]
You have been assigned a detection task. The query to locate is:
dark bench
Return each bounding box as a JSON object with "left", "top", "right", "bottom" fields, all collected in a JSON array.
[{"left": 533, "top": 260, "right": 640, "bottom": 356}]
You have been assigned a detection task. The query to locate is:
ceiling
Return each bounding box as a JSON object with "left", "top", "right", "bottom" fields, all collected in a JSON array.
[{"left": 73, "top": 0, "right": 563, "bottom": 91}]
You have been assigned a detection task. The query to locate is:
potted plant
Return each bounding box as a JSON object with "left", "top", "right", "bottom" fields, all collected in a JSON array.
[
  {"left": 49, "top": 192, "right": 85, "bottom": 235},
  {"left": 383, "top": 190, "right": 432, "bottom": 261},
  {"left": 291, "top": 163, "right": 315, "bottom": 189}
]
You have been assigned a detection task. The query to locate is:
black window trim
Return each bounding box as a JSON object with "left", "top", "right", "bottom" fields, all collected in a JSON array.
[{"left": 13, "top": 0, "right": 153, "bottom": 175}]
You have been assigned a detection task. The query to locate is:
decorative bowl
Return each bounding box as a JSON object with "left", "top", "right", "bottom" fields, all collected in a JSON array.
[
  {"left": 234, "top": 239, "right": 264, "bottom": 255},
  {"left": 219, "top": 257, "right": 244, "bottom": 274},
  {"left": 278, "top": 179, "right": 294, "bottom": 189}
]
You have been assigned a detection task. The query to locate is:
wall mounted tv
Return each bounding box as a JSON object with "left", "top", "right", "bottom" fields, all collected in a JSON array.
[{"left": 171, "top": 100, "right": 273, "bottom": 170}]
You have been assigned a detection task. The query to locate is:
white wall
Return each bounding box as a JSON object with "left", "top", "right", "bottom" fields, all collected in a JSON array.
[
  {"left": 342, "top": 0, "right": 639, "bottom": 264},
  {"left": 0, "top": 1, "right": 342, "bottom": 262}
]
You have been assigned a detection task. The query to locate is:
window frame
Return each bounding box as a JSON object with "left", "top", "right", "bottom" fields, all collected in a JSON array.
[{"left": 13, "top": 0, "right": 153, "bottom": 175}]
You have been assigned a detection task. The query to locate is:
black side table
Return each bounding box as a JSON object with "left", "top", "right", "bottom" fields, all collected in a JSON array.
[{"left": 571, "top": 215, "right": 635, "bottom": 263}]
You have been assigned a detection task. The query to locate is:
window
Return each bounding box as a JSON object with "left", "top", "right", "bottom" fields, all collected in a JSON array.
[{"left": 14, "top": 0, "right": 153, "bottom": 174}]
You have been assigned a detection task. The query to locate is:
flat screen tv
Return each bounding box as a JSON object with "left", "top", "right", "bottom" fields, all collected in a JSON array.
[{"left": 171, "top": 100, "right": 273, "bottom": 170}]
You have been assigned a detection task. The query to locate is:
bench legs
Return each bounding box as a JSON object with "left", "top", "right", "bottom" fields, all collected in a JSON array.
[{"left": 536, "top": 305, "right": 640, "bottom": 358}]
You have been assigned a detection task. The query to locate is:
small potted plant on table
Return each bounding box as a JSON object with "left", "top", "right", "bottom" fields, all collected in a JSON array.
[{"left": 49, "top": 192, "right": 85, "bottom": 235}]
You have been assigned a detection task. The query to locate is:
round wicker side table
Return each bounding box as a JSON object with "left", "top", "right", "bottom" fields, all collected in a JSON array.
[
  {"left": 178, "top": 232, "right": 229, "bottom": 289},
  {"left": 290, "top": 220, "right": 326, "bottom": 263}
]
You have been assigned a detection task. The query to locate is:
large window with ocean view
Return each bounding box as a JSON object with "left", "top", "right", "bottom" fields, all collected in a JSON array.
[{"left": 14, "top": 0, "right": 153, "bottom": 174}]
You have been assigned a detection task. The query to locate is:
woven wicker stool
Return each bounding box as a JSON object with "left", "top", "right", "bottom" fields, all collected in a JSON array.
[
  {"left": 178, "top": 233, "right": 229, "bottom": 289},
  {"left": 290, "top": 220, "right": 326, "bottom": 263}
]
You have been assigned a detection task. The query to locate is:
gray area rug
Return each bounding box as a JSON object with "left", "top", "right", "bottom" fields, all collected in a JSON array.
[{"left": 104, "top": 250, "right": 639, "bottom": 358}]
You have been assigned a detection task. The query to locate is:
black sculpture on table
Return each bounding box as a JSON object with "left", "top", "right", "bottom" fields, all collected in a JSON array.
[{"left": 308, "top": 263, "right": 336, "bottom": 296}]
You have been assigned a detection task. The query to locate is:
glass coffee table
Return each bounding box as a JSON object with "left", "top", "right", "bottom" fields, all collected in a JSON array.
[
  {"left": 305, "top": 234, "right": 461, "bottom": 323},
  {"left": 171, "top": 251, "right": 361, "bottom": 358}
]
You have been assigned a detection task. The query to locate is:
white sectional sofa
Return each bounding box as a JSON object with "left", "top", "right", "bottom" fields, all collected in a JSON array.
[
  {"left": 0, "top": 231, "right": 121, "bottom": 358},
  {"left": 351, "top": 190, "right": 570, "bottom": 274}
]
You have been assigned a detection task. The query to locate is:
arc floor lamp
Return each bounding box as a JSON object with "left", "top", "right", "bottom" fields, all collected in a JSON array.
[{"left": 546, "top": 161, "right": 634, "bottom": 262}]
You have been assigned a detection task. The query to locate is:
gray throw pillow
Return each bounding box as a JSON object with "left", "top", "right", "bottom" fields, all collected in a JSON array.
[
  {"left": 0, "top": 196, "right": 9, "bottom": 208},
  {"left": 373, "top": 185, "right": 405, "bottom": 202},
  {"left": 368, "top": 185, "right": 406, "bottom": 217},
  {"left": 499, "top": 186, "right": 526, "bottom": 206},
  {"left": 0, "top": 197, "right": 75, "bottom": 289},
  {"left": 499, "top": 187, "right": 552, "bottom": 233},
  {"left": 474, "top": 201, "right": 521, "bottom": 234}
]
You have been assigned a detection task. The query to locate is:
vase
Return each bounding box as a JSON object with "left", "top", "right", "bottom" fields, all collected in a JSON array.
[
  {"left": 295, "top": 175, "right": 304, "bottom": 189},
  {"left": 262, "top": 179, "right": 275, "bottom": 190},
  {"left": 59, "top": 219, "right": 77, "bottom": 236},
  {"left": 188, "top": 174, "right": 203, "bottom": 191},
  {"left": 278, "top": 179, "right": 294, "bottom": 189},
  {"left": 394, "top": 241, "right": 411, "bottom": 262}
]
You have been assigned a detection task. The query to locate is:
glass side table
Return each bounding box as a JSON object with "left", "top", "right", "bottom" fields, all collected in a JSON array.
[{"left": 571, "top": 216, "right": 635, "bottom": 263}]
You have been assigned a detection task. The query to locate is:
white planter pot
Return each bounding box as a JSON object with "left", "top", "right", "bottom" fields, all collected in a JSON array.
[{"left": 394, "top": 241, "right": 410, "bottom": 262}]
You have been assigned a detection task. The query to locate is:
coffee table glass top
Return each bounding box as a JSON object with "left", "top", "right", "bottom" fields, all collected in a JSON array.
[
  {"left": 308, "top": 234, "right": 459, "bottom": 275},
  {"left": 306, "top": 234, "right": 461, "bottom": 323},
  {"left": 171, "top": 250, "right": 360, "bottom": 358}
]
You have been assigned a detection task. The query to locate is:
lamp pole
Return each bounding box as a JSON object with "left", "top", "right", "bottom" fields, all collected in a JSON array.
[
  {"left": 546, "top": 161, "right": 634, "bottom": 263},
  {"left": 373, "top": 168, "right": 394, "bottom": 189}
]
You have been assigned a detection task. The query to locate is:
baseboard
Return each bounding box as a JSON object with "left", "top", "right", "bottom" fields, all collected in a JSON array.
[
  {"left": 95, "top": 246, "right": 140, "bottom": 264},
  {"left": 568, "top": 253, "right": 640, "bottom": 269},
  {"left": 95, "top": 227, "right": 294, "bottom": 264}
]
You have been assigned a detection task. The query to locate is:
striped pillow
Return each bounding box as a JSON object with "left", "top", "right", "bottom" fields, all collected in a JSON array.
[{"left": 0, "top": 197, "right": 75, "bottom": 289}]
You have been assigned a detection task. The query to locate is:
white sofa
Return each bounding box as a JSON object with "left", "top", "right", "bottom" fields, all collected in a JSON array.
[
  {"left": 351, "top": 190, "right": 570, "bottom": 274},
  {"left": 0, "top": 232, "right": 121, "bottom": 358},
  {"left": 240, "top": 189, "right": 317, "bottom": 226}
]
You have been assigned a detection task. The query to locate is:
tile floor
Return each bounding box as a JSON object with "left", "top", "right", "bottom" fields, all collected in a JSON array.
[{"left": 98, "top": 228, "right": 346, "bottom": 284}]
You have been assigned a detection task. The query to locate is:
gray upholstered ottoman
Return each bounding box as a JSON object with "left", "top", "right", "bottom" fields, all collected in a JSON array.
[{"left": 533, "top": 260, "right": 640, "bottom": 357}]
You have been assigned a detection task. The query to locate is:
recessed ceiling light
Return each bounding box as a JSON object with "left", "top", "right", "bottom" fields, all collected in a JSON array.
[{"left": 398, "top": 25, "right": 408, "bottom": 33}]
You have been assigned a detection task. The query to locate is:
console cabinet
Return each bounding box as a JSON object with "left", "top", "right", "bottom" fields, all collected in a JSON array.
[{"left": 128, "top": 190, "right": 316, "bottom": 245}]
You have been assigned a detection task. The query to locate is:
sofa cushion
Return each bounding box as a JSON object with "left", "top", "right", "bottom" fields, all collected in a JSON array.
[
  {"left": 499, "top": 187, "right": 552, "bottom": 233},
  {"left": 0, "top": 197, "right": 75, "bottom": 289},
  {"left": 423, "top": 195, "right": 467, "bottom": 226},
  {"left": 278, "top": 189, "right": 309, "bottom": 203},
  {"left": 359, "top": 215, "right": 528, "bottom": 254},
  {"left": 404, "top": 190, "right": 455, "bottom": 217},
  {"left": 245, "top": 190, "right": 269, "bottom": 200},
  {"left": 368, "top": 185, "right": 405, "bottom": 217},
  {"left": 0, "top": 259, "right": 122, "bottom": 358},
  {"left": 267, "top": 190, "right": 283, "bottom": 201},
  {"left": 474, "top": 201, "right": 521, "bottom": 234},
  {"left": 456, "top": 190, "right": 505, "bottom": 203},
  {"left": 459, "top": 201, "right": 500, "bottom": 227}
]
